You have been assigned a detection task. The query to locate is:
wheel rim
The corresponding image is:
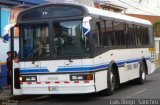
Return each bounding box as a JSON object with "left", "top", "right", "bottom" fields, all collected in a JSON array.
[
  {"left": 110, "top": 72, "right": 115, "bottom": 91},
  {"left": 141, "top": 64, "right": 146, "bottom": 80},
  {"left": 142, "top": 71, "right": 146, "bottom": 80}
]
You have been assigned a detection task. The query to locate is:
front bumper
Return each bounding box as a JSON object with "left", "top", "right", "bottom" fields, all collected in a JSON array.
[{"left": 20, "top": 83, "right": 95, "bottom": 95}]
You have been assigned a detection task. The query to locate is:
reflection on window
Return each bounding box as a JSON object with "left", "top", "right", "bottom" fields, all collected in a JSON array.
[
  {"left": 21, "top": 24, "right": 50, "bottom": 59},
  {"left": 53, "top": 20, "right": 90, "bottom": 57}
]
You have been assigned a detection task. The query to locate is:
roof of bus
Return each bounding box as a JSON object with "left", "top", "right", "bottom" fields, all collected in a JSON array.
[
  {"left": 83, "top": 5, "right": 151, "bottom": 26},
  {"left": 18, "top": 3, "right": 152, "bottom": 26}
]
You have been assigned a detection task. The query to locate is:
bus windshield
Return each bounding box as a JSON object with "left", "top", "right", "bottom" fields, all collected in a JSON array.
[
  {"left": 21, "top": 24, "right": 50, "bottom": 59},
  {"left": 53, "top": 20, "right": 90, "bottom": 57},
  {"left": 20, "top": 20, "right": 91, "bottom": 60}
]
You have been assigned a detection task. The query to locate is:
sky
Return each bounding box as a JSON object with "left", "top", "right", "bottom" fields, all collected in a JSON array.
[{"left": 99, "top": 0, "right": 160, "bottom": 16}]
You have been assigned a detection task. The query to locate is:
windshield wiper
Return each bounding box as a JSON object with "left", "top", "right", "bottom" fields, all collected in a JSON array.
[{"left": 27, "top": 47, "right": 45, "bottom": 57}]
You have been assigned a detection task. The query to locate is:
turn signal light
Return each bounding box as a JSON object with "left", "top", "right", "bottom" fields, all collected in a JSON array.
[
  {"left": 19, "top": 76, "right": 23, "bottom": 82},
  {"left": 86, "top": 74, "right": 93, "bottom": 80}
]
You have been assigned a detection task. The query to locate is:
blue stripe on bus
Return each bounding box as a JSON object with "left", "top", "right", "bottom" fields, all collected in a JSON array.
[
  {"left": 19, "top": 57, "right": 150, "bottom": 74},
  {"left": 56, "top": 58, "right": 141, "bottom": 72},
  {"left": 19, "top": 69, "right": 49, "bottom": 74},
  {"left": 57, "top": 64, "right": 109, "bottom": 72}
]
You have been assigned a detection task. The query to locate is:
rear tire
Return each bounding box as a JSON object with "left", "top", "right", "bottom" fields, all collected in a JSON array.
[{"left": 136, "top": 62, "right": 146, "bottom": 84}]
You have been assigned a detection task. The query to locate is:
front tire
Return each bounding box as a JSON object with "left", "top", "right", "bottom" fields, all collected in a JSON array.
[{"left": 106, "top": 69, "right": 116, "bottom": 95}]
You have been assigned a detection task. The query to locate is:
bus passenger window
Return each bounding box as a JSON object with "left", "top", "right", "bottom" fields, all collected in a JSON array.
[
  {"left": 114, "top": 22, "right": 126, "bottom": 46},
  {"left": 90, "top": 21, "right": 101, "bottom": 47},
  {"left": 104, "top": 20, "right": 114, "bottom": 46}
]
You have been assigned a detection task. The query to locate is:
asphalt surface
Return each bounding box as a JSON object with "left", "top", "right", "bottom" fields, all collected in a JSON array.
[{"left": 4, "top": 68, "right": 160, "bottom": 105}]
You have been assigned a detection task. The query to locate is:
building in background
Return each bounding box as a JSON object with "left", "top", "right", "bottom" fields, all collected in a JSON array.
[
  {"left": 45, "top": 0, "right": 95, "bottom": 7},
  {"left": 0, "top": 0, "right": 39, "bottom": 62},
  {"left": 96, "top": 0, "right": 127, "bottom": 13}
]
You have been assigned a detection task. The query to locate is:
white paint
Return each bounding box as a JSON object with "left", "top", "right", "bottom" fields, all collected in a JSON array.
[
  {"left": 125, "top": 89, "right": 147, "bottom": 99},
  {"left": 95, "top": 70, "right": 107, "bottom": 92}
]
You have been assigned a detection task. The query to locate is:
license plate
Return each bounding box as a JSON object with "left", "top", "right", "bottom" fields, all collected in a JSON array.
[{"left": 49, "top": 86, "right": 58, "bottom": 91}]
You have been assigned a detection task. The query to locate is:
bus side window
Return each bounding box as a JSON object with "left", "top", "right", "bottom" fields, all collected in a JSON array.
[
  {"left": 114, "top": 21, "right": 126, "bottom": 46},
  {"left": 90, "top": 21, "right": 101, "bottom": 47},
  {"left": 103, "top": 20, "right": 114, "bottom": 47}
]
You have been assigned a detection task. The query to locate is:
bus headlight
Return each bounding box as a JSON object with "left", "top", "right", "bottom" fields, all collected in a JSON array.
[
  {"left": 19, "top": 76, "right": 23, "bottom": 82},
  {"left": 20, "top": 76, "right": 37, "bottom": 82},
  {"left": 70, "top": 74, "right": 93, "bottom": 81}
]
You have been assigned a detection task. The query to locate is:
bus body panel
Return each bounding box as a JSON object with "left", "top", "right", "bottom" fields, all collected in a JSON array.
[
  {"left": 20, "top": 80, "right": 95, "bottom": 94},
  {"left": 16, "top": 47, "right": 155, "bottom": 95},
  {"left": 94, "top": 70, "right": 108, "bottom": 92}
]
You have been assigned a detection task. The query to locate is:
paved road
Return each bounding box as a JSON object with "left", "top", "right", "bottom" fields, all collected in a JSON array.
[{"left": 12, "top": 69, "right": 160, "bottom": 105}]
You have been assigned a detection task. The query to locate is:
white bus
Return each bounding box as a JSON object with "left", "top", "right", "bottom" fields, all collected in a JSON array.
[{"left": 11, "top": 3, "right": 155, "bottom": 95}]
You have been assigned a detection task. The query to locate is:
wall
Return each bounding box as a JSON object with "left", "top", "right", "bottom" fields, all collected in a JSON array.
[
  {"left": 127, "top": 14, "right": 160, "bottom": 24},
  {"left": 0, "top": 38, "right": 19, "bottom": 62}
]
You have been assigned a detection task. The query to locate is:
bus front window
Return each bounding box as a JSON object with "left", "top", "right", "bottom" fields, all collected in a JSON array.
[
  {"left": 53, "top": 20, "right": 90, "bottom": 57},
  {"left": 21, "top": 24, "right": 50, "bottom": 59}
]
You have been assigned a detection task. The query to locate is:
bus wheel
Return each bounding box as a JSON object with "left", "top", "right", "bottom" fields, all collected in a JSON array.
[
  {"left": 106, "top": 69, "right": 116, "bottom": 95},
  {"left": 136, "top": 62, "right": 146, "bottom": 84}
]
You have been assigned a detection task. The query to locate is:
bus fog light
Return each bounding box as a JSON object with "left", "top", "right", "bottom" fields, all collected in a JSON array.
[
  {"left": 23, "top": 76, "right": 37, "bottom": 82},
  {"left": 70, "top": 75, "right": 84, "bottom": 80},
  {"left": 26, "top": 77, "right": 31, "bottom": 82},
  {"left": 31, "top": 77, "right": 36, "bottom": 81},
  {"left": 70, "top": 74, "right": 93, "bottom": 81}
]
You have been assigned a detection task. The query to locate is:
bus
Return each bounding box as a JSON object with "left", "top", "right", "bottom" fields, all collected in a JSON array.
[{"left": 11, "top": 3, "right": 155, "bottom": 95}]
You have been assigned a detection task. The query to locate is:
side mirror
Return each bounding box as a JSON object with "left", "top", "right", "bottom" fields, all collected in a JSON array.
[{"left": 82, "top": 16, "right": 92, "bottom": 37}]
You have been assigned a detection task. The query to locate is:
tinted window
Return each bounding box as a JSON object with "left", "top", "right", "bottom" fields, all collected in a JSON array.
[
  {"left": 20, "top": 5, "right": 84, "bottom": 20},
  {"left": 90, "top": 21, "right": 101, "bottom": 47},
  {"left": 52, "top": 20, "right": 90, "bottom": 57},
  {"left": 142, "top": 26, "right": 149, "bottom": 45},
  {"left": 103, "top": 20, "right": 115, "bottom": 46},
  {"left": 126, "top": 24, "right": 135, "bottom": 46},
  {"left": 114, "top": 22, "right": 126, "bottom": 46}
]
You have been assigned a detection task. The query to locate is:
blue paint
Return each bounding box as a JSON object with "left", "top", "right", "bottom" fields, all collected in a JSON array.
[
  {"left": 19, "top": 69, "right": 49, "bottom": 74},
  {"left": 19, "top": 57, "right": 150, "bottom": 74},
  {"left": 57, "top": 64, "right": 109, "bottom": 72},
  {"left": 2, "top": 33, "right": 9, "bottom": 42},
  {"left": 0, "top": 8, "right": 11, "bottom": 36},
  {"left": 83, "top": 27, "right": 90, "bottom": 37},
  {"left": 0, "top": 64, "right": 8, "bottom": 87}
]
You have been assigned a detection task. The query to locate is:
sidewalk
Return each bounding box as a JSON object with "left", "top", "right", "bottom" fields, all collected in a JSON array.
[
  {"left": 0, "top": 88, "right": 11, "bottom": 99},
  {"left": 155, "top": 60, "right": 160, "bottom": 70}
]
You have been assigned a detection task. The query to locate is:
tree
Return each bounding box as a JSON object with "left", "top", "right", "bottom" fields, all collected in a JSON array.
[{"left": 153, "top": 20, "right": 160, "bottom": 37}]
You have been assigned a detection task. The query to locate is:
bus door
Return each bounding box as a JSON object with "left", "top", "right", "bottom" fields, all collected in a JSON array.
[{"left": 10, "top": 25, "right": 22, "bottom": 95}]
